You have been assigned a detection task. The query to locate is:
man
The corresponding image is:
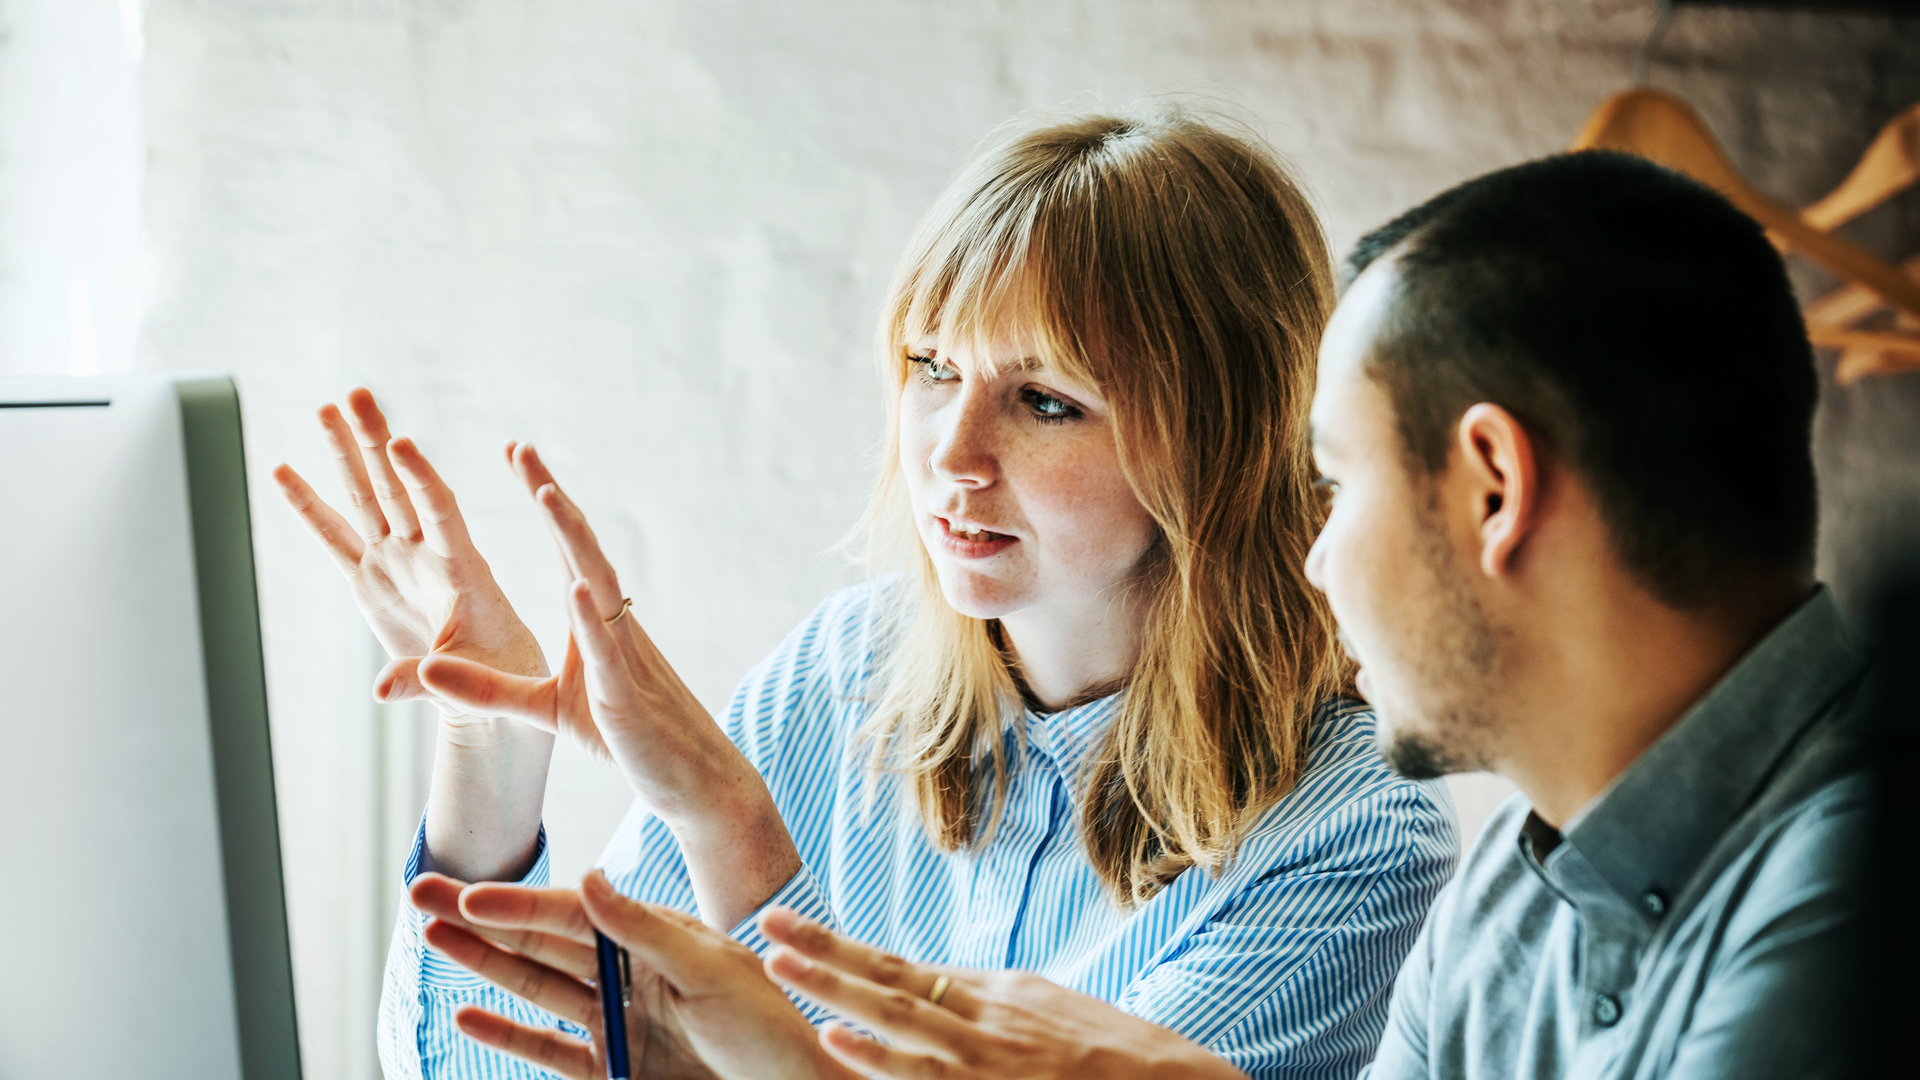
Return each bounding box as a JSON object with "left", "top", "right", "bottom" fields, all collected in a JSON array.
[
  {"left": 1304, "top": 149, "right": 1865, "bottom": 1079},
  {"left": 412, "top": 150, "right": 1868, "bottom": 1080}
]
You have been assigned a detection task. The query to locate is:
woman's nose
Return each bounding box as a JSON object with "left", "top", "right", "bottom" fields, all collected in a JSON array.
[
  {"left": 928, "top": 387, "right": 998, "bottom": 487},
  {"left": 1304, "top": 527, "right": 1329, "bottom": 593}
]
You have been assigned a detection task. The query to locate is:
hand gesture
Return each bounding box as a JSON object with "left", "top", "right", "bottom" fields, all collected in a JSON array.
[
  {"left": 401, "top": 453, "right": 799, "bottom": 928},
  {"left": 759, "top": 909, "right": 1248, "bottom": 1080},
  {"left": 414, "top": 871, "right": 849, "bottom": 1080},
  {"left": 273, "top": 388, "right": 548, "bottom": 719}
]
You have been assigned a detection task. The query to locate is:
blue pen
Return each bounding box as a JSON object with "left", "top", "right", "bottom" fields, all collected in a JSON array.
[{"left": 595, "top": 929, "right": 632, "bottom": 1080}]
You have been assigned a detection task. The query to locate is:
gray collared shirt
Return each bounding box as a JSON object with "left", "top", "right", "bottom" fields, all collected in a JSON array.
[{"left": 1367, "top": 587, "right": 1871, "bottom": 1080}]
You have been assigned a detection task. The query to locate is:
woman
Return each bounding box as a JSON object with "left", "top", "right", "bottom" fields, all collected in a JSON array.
[{"left": 277, "top": 107, "right": 1456, "bottom": 1080}]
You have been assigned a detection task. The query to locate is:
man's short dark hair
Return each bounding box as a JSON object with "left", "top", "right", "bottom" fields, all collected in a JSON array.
[{"left": 1345, "top": 150, "right": 1818, "bottom": 609}]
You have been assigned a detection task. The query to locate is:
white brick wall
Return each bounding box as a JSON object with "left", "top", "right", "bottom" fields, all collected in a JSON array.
[{"left": 6, "top": 3, "right": 1918, "bottom": 1077}]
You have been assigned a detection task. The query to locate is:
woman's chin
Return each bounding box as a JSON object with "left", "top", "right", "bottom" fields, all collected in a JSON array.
[{"left": 933, "top": 569, "right": 1029, "bottom": 622}]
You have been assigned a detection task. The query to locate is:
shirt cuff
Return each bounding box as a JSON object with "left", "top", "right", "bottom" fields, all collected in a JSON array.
[
  {"left": 401, "top": 814, "right": 553, "bottom": 890},
  {"left": 725, "top": 864, "right": 837, "bottom": 1024},
  {"left": 399, "top": 813, "right": 552, "bottom": 990}
]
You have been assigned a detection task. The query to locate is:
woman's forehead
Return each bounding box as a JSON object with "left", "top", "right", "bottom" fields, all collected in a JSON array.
[
  {"left": 911, "top": 325, "right": 1049, "bottom": 369},
  {"left": 903, "top": 282, "right": 1104, "bottom": 390}
]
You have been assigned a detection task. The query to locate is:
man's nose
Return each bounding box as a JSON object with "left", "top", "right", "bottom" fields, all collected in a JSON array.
[{"left": 928, "top": 387, "right": 998, "bottom": 487}]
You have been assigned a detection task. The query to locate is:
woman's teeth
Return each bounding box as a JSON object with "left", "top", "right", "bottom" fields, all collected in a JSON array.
[{"left": 947, "top": 520, "right": 998, "bottom": 539}]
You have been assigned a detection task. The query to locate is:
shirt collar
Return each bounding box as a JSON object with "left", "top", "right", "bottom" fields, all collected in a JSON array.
[
  {"left": 1559, "top": 585, "right": 1865, "bottom": 917},
  {"left": 1022, "top": 692, "right": 1124, "bottom": 777}
]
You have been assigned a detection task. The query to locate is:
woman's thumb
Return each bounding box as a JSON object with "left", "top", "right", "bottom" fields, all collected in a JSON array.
[
  {"left": 374, "top": 655, "right": 428, "bottom": 703},
  {"left": 417, "top": 654, "right": 553, "bottom": 727}
]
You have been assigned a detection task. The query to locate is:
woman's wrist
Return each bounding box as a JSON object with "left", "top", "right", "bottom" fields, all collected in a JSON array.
[
  {"left": 665, "top": 767, "right": 802, "bottom": 930},
  {"left": 421, "top": 712, "right": 556, "bottom": 883},
  {"left": 654, "top": 756, "right": 782, "bottom": 842},
  {"left": 435, "top": 709, "right": 553, "bottom": 750}
]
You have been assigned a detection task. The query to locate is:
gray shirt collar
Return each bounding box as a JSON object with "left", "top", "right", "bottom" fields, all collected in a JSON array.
[{"left": 1528, "top": 586, "right": 1864, "bottom": 918}]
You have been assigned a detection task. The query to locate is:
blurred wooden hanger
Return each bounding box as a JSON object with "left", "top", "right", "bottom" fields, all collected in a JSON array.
[
  {"left": 1571, "top": 90, "right": 1920, "bottom": 384},
  {"left": 1803, "top": 101, "right": 1920, "bottom": 232},
  {"left": 1796, "top": 103, "right": 1920, "bottom": 383}
]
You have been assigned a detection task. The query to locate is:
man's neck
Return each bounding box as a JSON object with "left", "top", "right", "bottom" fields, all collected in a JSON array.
[{"left": 1495, "top": 574, "right": 1811, "bottom": 829}]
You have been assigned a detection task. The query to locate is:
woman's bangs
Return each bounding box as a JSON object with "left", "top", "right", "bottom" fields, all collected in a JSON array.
[{"left": 894, "top": 185, "right": 1097, "bottom": 387}]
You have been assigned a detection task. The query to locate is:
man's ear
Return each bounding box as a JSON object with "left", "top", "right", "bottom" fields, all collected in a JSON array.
[{"left": 1454, "top": 403, "right": 1539, "bottom": 579}]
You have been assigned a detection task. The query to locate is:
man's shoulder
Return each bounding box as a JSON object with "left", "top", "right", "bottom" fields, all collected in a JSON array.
[
  {"left": 1748, "top": 768, "right": 1872, "bottom": 864},
  {"left": 1691, "top": 770, "right": 1871, "bottom": 949}
]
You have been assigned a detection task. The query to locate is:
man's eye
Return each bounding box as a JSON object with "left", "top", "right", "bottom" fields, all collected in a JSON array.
[
  {"left": 909, "top": 356, "right": 959, "bottom": 383},
  {"left": 1021, "top": 387, "right": 1082, "bottom": 423}
]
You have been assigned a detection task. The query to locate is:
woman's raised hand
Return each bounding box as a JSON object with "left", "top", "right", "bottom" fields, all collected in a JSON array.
[
  {"left": 406, "top": 444, "right": 713, "bottom": 779},
  {"left": 412, "top": 445, "right": 802, "bottom": 929},
  {"left": 273, "top": 388, "right": 549, "bottom": 716}
]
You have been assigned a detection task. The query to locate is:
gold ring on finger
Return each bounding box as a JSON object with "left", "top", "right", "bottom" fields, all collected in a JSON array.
[
  {"left": 926, "top": 974, "right": 952, "bottom": 1007},
  {"left": 607, "top": 598, "right": 633, "bottom": 626}
]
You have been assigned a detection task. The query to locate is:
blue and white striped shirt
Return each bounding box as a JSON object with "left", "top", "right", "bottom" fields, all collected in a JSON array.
[{"left": 380, "top": 582, "right": 1459, "bottom": 1079}]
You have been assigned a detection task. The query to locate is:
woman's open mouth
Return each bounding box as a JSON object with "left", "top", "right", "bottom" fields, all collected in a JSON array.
[{"left": 934, "top": 516, "right": 1017, "bottom": 559}]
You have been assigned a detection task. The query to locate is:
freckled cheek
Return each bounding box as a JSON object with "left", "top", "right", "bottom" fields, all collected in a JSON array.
[
  {"left": 896, "top": 396, "right": 940, "bottom": 487},
  {"left": 1010, "top": 442, "right": 1153, "bottom": 568}
]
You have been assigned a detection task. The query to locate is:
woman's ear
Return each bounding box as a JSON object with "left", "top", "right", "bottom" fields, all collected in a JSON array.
[{"left": 1454, "top": 403, "right": 1539, "bottom": 580}]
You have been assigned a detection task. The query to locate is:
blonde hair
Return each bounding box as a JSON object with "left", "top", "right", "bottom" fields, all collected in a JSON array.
[{"left": 856, "top": 107, "right": 1351, "bottom": 904}]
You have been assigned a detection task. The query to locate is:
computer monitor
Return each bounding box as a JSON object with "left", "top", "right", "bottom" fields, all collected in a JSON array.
[{"left": 0, "top": 374, "right": 301, "bottom": 1079}]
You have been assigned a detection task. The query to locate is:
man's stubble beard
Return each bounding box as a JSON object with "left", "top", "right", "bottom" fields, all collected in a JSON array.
[{"left": 1376, "top": 488, "right": 1506, "bottom": 781}]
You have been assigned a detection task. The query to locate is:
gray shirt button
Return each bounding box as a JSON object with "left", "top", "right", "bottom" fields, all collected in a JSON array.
[
  {"left": 1641, "top": 890, "right": 1667, "bottom": 918},
  {"left": 1593, "top": 993, "right": 1622, "bottom": 1027}
]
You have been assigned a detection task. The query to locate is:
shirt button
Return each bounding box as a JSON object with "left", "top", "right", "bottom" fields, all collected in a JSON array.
[
  {"left": 1593, "top": 993, "right": 1622, "bottom": 1027},
  {"left": 1641, "top": 890, "right": 1667, "bottom": 918}
]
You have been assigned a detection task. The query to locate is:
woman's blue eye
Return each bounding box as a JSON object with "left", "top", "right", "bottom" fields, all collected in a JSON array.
[
  {"left": 1022, "top": 388, "right": 1081, "bottom": 423},
  {"left": 909, "top": 356, "right": 959, "bottom": 383}
]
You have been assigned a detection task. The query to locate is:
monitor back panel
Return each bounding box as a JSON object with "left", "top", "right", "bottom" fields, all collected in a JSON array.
[{"left": 0, "top": 374, "right": 299, "bottom": 1079}]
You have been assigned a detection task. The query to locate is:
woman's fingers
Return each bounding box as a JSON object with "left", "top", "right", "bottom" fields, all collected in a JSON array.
[
  {"left": 417, "top": 655, "right": 560, "bottom": 729},
  {"left": 458, "top": 882, "right": 598, "bottom": 946},
  {"left": 759, "top": 907, "right": 965, "bottom": 1012},
  {"left": 563, "top": 579, "right": 658, "bottom": 746},
  {"left": 387, "top": 436, "right": 477, "bottom": 561},
  {"left": 578, "top": 870, "right": 737, "bottom": 993},
  {"left": 317, "top": 402, "right": 390, "bottom": 541},
  {"left": 820, "top": 1022, "right": 968, "bottom": 1080},
  {"left": 536, "top": 484, "right": 626, "bottom": 620},
  {"left": 508, "top": 442, "right": 585, "bottom": 583},
  {"left": 443, "top": 881, "right": 601, "bottom": 979},
  {"left": 409, "top": 872, "right": 473, "bottom": 927},
  {"left": 506, "top": 441, "right": 560, "bottom": 502},
  {"left": 765, "top": 947, "right": 978, "bottom": 1052},
  {"left": 447, "top": 920, "right": 597, "bottom": 984},
  {"left": 271, "top": 463, "right": 364, "bottom": 570},
  {"left": 413, "top": 875, "right": 597, "bottom": 980},
  {"left": 564, "top": 579, "right": 635, "bottom": 696},
  {"left": 453, "top": 1005, "right": 598, "bottom": 1080},
  {"left": 424, "top": 921, "right": 601, "bottom": 1028},
  {"left": 374, "top": 655, "right": 428, "bottom": 703},
  {"left": 343, "top": 387, "right": 423, "bottom": 541}
]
